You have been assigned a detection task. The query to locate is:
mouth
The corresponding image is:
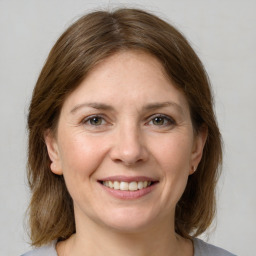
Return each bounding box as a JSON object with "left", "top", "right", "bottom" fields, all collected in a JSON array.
[
  {"left": 98, "top": 176, "right": 159, "bottom": 200},
  {"left": 100, "top": 180, "right": 156, "bottom": 191}
]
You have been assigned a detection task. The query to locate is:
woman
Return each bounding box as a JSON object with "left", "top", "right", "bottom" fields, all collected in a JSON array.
[{"left": 22, "top": 8, "right": 236, "bottom": 256}]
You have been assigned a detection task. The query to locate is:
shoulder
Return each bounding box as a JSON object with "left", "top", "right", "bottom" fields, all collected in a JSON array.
[
  {"left": 193, "top": 238, "right": 237, "bottom": 256},
  {"left": 21, "top": 241, "right": 57, "bottom": 256}
]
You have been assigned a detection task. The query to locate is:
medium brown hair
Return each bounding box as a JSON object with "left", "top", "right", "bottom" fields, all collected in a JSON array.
[{"left": 27, "top": 8, "right": 222, "bottom": 246}]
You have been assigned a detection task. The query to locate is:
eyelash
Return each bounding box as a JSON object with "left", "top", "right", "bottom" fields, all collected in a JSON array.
[
  {"left": 81, "top": 115, "right": 107, "bottom": 127},
  {"left": 147, "top": 114, "right": 176, "bottom": 127},
  {"left": 81, "top": 114, "right": 176, "bottom": 128}
]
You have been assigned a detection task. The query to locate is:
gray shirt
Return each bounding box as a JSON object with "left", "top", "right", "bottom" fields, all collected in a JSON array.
[{"left": 21, "top": 238, "right": 236, "bottom": 256}]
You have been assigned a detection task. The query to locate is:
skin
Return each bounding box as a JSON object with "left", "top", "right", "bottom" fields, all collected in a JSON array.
[{"left": 45, "top": 51, "right": 207, "bottom": 256}]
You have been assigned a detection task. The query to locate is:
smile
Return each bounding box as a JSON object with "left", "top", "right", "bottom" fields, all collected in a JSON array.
[
  {"left": 102, "top": 181, "right": 152, "bottom": 191},
  {"left": 98, "top": 176, "right": 158, "bottom": 199}
]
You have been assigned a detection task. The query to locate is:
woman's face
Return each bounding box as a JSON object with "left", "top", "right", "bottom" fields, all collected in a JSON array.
[{"left": 45, "top": 51, "right": 206, "bottom": 233}]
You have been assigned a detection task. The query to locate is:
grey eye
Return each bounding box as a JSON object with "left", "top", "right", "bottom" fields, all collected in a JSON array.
[
  {"left": 150, "top": 115, "right": 174, "bottom": 126},
  {"left": 152, "top": 116, "right": 166, "bottom": 125},
  {"left": 89, "top": 116, "right": 103, "bottom": 125}
]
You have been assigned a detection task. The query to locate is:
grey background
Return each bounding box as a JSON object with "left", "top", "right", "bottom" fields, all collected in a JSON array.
[{"left": 0, "top": 0, "right": 255, "bottom": 255}]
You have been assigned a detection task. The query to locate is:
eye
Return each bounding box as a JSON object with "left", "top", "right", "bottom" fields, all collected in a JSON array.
[
  {"left": 82, "top": 115, "right": 106, "bottom": 126},
  {"left": 152, "top": 116, "right": 166, "bottom": 125},
  {"left": 148, "top": 114, "right": 175, "bottom": 127}
]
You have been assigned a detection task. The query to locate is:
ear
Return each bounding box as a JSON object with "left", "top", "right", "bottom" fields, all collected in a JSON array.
[
  {"left": 44, "top": 129, "right": 63, "bottom": 175},
  {"left": 189, "top": 125, "right": 208, "bottom": 174}
]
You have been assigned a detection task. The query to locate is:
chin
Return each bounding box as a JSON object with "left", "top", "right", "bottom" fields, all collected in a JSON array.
[{"left": 97, "top": 207, "right": 160, "bottom": 233}]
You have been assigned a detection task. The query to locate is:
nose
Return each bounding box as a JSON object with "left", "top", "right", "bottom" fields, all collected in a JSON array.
[{"left": 109, "top": 123, "right": 149, "bottom": 166}]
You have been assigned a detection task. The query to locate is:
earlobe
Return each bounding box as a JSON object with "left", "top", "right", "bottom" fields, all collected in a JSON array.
[
  {"left": 44, "top": 129, "right": 63, "bottom": 175},
  {"left": 189, "top": 126, "right": 208, "bottom": 174}
]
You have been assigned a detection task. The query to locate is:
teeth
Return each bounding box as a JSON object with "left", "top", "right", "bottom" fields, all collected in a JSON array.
[
  {"left": 102, "top": 180, "right": 153, "bottom": 191},
  {"left": 113, "top": 181, "right": 120, "bottom": 190},
  {"left": 109, "top": 181, "right": 114, "bottom": 188},
  {"left": 138, "top": 181, "right": 144, "bottom": 190},
  {"left": 120, "top": 181, "right": 129, "bottom": 190},
  {"left": 129, "top": 181, "right": 137, "bottom": 191}
]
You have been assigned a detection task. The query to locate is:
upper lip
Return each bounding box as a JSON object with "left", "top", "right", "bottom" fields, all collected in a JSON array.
[{"left": 99, "top": 175, "right": 158, "bottom": 182}]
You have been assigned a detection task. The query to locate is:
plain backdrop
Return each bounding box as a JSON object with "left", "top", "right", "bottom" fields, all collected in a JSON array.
[{"left": 0, "top": 0, "right": 255, "bottom": 255}]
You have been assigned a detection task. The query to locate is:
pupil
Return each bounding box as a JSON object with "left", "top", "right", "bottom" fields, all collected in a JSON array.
[
  {"left": 90, "top": 117, "right": 101, "bottom": 125},
  {"left": 154, "top": 117, "right": 164, "bottom": 125}
]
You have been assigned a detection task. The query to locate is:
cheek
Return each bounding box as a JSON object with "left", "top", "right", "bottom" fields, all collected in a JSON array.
[
  {"left": 57, "top": 133, "right": 109, "bottom": 206},
  {"left": 58, "top": 132, "right": 108, "bottom": 180},
  {"left": 149, "top": 134, "right": 193, "bottom": 206},
  {"left": 150, "top": 133, "right": 193, "bottom": 171}
]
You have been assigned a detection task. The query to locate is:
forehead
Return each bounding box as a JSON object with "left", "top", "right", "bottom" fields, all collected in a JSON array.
[{"left": 61, "top": 50, "right": 189, "bottom": 113}]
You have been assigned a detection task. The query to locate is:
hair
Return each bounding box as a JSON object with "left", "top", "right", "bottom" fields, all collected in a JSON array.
[{"left": 27, "top": 8, "right": 222, "bottom": 246}]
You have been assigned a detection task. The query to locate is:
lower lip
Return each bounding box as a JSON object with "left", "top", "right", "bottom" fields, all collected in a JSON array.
[{"left": 100, "top": 183, "right": 157, "bottom": 200}]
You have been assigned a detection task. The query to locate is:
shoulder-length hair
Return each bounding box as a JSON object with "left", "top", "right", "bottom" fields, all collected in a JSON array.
[{"left": 27, "top": 8, "right": 222, "bottom": 246}]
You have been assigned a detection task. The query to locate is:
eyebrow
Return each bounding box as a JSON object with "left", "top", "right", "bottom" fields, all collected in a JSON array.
[
  {"left": 143, "top": 102, "right": 184, "bottom": 114},
  {"left": 70, "top": 102, "right": 114, "bottom": 114},
  {"left": 70, "top": 101, "right": 184, "bottom": 114}
]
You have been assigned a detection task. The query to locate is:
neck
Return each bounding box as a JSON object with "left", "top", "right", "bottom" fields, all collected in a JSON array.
[{"left": 58, "top": 212, "right": 193, "bottom": 256}]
